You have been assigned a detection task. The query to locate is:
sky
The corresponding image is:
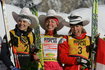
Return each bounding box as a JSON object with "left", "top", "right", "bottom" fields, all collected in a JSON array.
[{"left": 0, "top": 4, "right": 105, "bottom": 40}]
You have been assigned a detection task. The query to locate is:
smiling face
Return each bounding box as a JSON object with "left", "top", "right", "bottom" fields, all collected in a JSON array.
[
  {"left": 45, "top": 18, "right": 58, "bottom": 31},
  {"left": 70, "top": 25, "right": 83, "bottom": 37},
  {"left": 17, "top": 19, "right": 31, "bottom": 31}
]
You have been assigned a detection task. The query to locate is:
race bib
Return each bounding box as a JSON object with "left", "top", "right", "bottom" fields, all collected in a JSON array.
[{"left": 41, "top": 35, "right": 62, "bottom": 61}]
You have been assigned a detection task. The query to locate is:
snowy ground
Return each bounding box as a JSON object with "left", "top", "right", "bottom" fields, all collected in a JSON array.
[{"left": 0, "top": 4, "right": 105, "bottom": 39}]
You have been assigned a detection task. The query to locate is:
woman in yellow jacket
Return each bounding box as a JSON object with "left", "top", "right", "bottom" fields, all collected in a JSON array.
[
  {"left": 58, "top": 14, "right": 91, "bottom": 70},
  {"left": 1, "top": 7, "right": 39, "bottom": 70}
]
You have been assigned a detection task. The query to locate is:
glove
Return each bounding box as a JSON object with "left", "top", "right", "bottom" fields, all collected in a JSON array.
[
  {"left": 77, "top": 56, "right": 91, "bottom": 69},
  {"left": 11, "top": 67, "right": 20, "bottom": 70},
  {"left": 30, "top": 44, "right": 40, "bottom": 54}
]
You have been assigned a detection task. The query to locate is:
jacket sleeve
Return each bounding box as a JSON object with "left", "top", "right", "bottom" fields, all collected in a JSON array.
[
  {"left": 58, "top": 36, "right": 77, "bottom": 65},
  {"left": 1, "top": 36, "right": 14, "bottom": 69},
  {"left": 96, "top": 38, "right": 105, "bottom": 64}
]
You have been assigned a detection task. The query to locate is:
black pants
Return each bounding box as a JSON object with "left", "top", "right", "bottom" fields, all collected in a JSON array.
[{"left": 17, "top": 53, "right": 38, "bottom": 70}]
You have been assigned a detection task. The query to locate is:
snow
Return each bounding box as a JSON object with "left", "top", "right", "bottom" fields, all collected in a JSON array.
[
  {"left": 0, "top": 4, "right": 105, "bottom": 40},
  {"left": 32, "top": 0, "right": 42, "bottom": 5},
  {"left": 0, "top": 4, "right": 21, "bottom": 39}
]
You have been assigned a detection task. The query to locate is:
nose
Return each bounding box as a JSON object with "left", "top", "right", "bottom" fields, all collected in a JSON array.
[
  {"left": 48, "top": 21, "right": 53, "bottom": 26},
  {"left": 74, "top": 26, "right": 77, "bottom": 29}
]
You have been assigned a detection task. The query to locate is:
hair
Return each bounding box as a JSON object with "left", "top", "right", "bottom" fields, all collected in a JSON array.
[
  {"left": 45, "top": 29, "right": 57, "bottom": 35},
  {"left": 68, "top": 28, "right": 86, "bottom": 35},
  {"left": 44, "top": 17, "right": 59, "bottom": 23}
]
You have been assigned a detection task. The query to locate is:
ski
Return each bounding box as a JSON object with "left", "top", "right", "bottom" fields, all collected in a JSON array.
[
  {"left": 29, "top": 3, "right": 38, "bottom": 17},
  {"left": 34, "top": 23, "right": 44, "bottom": 70},
  {"left": 0, "top": 0, "right": 20, "bottom": 68},
  {"left": 29, "top": 4, "right": 44, "bottom": 70},
  {"left": 91, "top": 0, "right": 98, "bottom": 70},
  {"left": 1, "top": 0, "right": 10, "bottom": 41}
]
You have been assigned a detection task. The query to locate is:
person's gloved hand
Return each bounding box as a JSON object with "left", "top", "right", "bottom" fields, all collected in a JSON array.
[
  {"left": 77, "top": 57, "right": 91, "bottom": 69},
  {"left": 11, "top": 67, "right": 20, "bottom": 70},
  {"left": 30, "top": 44, "right": 40, "bottom": 54}
]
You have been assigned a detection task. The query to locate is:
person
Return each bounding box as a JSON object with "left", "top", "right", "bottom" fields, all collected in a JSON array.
[
  {"left": 58, "top": 14, "right": 92, "bottom": 70},
  {"left": 38, "top": 9, "right": 67, "bottom": 70},
  {"left": 1, "top": 7, "right": 39, "bottom": 70},
  {"left": 0, "top": 36, "right": 8, "bottom": 70}
]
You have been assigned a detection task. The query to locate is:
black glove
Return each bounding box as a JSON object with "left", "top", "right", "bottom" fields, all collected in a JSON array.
[
  {"left": 30, "top": 44, "right": 40, "bottom": 54},
  {"left": 91, "top": 33, "right": 100, "bottom": 52},
  {"left": 77, "top": 56, "right": 91, "bottom": 69}
]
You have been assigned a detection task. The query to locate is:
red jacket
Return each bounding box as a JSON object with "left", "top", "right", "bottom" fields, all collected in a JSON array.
[
  {"left": 58, "top": 33, "right": 89, "bottom": 70},
  {"left": 96, "top": 38, "right": 105, "bottom": 66}
]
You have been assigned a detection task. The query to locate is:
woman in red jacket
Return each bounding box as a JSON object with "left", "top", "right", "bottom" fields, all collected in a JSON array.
[
  {"left": 58, "top": 14, "right": 91, "bottom": 70},
  {"left": 39, "top": 9, "right": 68, "bottom": 70}
]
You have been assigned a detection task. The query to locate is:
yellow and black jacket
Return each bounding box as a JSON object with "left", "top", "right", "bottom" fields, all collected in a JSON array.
[
  {"left": 10, "top": 28, "right": 35, "bottom": 53},
  {"left": 1, "top": 26, "right": 36, "bottom": 69}
]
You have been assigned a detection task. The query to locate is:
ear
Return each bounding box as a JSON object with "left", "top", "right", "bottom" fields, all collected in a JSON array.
[
  {"left": 55, "top": 23, "right": 58, "bottom": 28},
  {"left": 28, "top": 23, "right": 31, "bottom": 26}
]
